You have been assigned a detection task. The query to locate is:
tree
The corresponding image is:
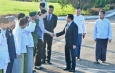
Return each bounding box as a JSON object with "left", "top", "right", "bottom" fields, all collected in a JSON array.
[
  {"left": 58, "top": 0, "right": 97, "bottom": 10},
  {"left": 95, "top": 0, "right": 108, "bottom": 7}
]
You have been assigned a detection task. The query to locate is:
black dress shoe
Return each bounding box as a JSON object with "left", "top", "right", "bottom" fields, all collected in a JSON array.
[
  {"left": 34, "top": 66, "right": 44, "bottom": 70},
  {"left": 94, "top": 61, "right": 100, "bottom": 64},
  {"left": 69, "top": 69, "right": 75, "bottom": 72},
  {"left": 47, "top": 61, "right": 52, "bottom": 64},
  {"left": 63, "top": 68, "right": 70, "bottom": 71},
  {"left": 102, "top": 61, "right": 105, "bottom": 63}
]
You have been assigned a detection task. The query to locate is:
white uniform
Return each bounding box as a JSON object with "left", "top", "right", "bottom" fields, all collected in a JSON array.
[
  {"left": 13, "top": 26, "right": 27, "bottom": 55},
  {"left": 73, "top": 14, "right": 87, "bottom": 34},
  {"left": 23, "top": 21, "right": 36, "bottom": 47},
  {"left": 0, "top": 28, "right": 10, "bottom": 70}
]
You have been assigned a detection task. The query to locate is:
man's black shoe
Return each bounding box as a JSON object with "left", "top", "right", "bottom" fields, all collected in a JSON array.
[
  {"left": 63, "top": 68, "right": 70, "bottom": 71},
  {"left": 69, "top": 69, "right": 75, "bottom": 72},
  {"left": 94, "top": 61, "right": 100, "bottom": 64},
  {"left": 34, "top": 66, "right": 44, "bottom": 70}
]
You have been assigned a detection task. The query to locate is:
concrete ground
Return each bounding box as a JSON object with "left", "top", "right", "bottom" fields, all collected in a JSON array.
[{"left": 35, "top": 16, "right": 115, "bottom": 73}]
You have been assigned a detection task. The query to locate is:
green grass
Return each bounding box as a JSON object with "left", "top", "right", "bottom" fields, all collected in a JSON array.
[{"left": 0, "top": 0, "right": 75, "bottom": 16}]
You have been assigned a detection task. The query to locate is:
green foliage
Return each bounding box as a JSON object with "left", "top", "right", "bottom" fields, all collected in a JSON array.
[
  {"left": 95, "top": 0, "right": 108, "bottom": 7},
  {"left": 47, "top": 0, "right": 59, "bottom": 3},
  {"left": 103, "top": 4, "right": 110, "bottom": 11},
  {"left": 58, "top": 0, "right": 97, "bottom": 10}
]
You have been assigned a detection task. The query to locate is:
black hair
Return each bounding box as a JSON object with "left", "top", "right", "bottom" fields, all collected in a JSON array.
[
  {"left": 77, "top": 7, "right": 81, "bottom": 10},
  {"left": 67, "top": 14, "right": 74, "bottom": 20},
  {"left": 18, "top": 13, "right": 25, "bottom": 20},
  {"left": 0, "top": 17, "right": 9, "bottom": 24},
  {"left": 40, "top": 2, "right": 45, "bottom": 8},
  {"left": 99, "top": 10, "right": 105, "bottom": 15},
  {"left": 41, "top": 9, "right": 47, "bottom": 14},
  {"left": 19, "top": 18, "right": 28, "bottom": 26},
  {"left": 25, "top": 16, "right": 29, "bottom": 20},
  {"left": 49, "top": 5, "right": 54, "bottom": 9}
]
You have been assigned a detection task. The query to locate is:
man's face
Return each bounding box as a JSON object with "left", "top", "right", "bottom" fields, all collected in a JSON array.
[
  {"left": 40, "top": 6, "right": 43, "bottom": 10},
  {"left": 21, "top": 24, "right": 27, "bottom": 29},
  {"left": 10, "top": 21, "right": 15, "bottom": 29},
  {"left": 99, "top": 12, "right": 104, "bottom": 19},
  {"left": 48, "top": 8, "right": 54, "bottom": 14},
  {"left": 0, "top": 23, "right": 8, "bottom": 30},
  {"left": 66, "top": 16, "right": 71, "bottom": 23},
  {"left": 42, "top": 13, "right": 47, "bottom": 18},
  {"left": 76, "top": 9, "right": 81, "bottom": 15},
  {"left": 32, "top": 15, "right": 37, "bottom": 20}
]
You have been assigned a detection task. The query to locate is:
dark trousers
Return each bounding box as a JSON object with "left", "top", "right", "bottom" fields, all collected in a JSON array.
[
  {"left": 35, "top": 39, "right": 43, "bottom": 66},
  {"left": 76, "top": 34, "right": 82, "bottom": 58},
  {"left": 6, "top": 59, "right": 14, "bottom": 73},
  {"left": 43, "top": 34, "right": 53, "bottom": 62},
  {"left": 65, "top": 45, "right": 76, "bottom": 70},
  {"left": 96, "top": 38, "right": 108, "bottom": 61}
]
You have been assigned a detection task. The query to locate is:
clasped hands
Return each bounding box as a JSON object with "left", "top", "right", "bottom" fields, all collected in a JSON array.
[
  {"left": 49, "top": 33, "right": 76, "bottom": 49},
  {"left": 50, "top": 33, "right": 56, "bottom": 37}
]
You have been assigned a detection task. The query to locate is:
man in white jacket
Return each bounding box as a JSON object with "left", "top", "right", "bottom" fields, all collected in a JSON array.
[
  {"left": 73, "top": 7, "right": 87, "bottom": 61},
  {"left": 23, "top": 12, "right": 37, "bottom": 73}
]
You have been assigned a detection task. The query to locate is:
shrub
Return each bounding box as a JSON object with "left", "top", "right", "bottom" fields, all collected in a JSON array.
[
  {"left": 103, "top": 4, "right": 110, "bottom": 11},
  {"left": 47, "top": 0, "right": 58, "bottom": 3}
]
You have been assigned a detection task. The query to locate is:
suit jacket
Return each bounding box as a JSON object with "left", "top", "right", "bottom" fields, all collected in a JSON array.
[
  {"left": 6, "top": 28, "right": 16, "bottom": 59},
  {"left": 56, "top": 21, "right": 78, "bottom": 47},
  {"left": 43, "top": 14, "right": 57, "bottom": 33}
]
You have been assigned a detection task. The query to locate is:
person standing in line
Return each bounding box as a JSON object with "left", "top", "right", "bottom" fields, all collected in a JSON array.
[
  {"left": 12, "top": 13, "right": 26, "bottom": 73},
  {"left": 13, "top": 18, "right": 28, "bottom": 73},
  {"left": 23, "top": 12, "right": 37, "bottom": 73},
  {"left": 34, "top": 9, "right": 54, "bottom": 70},
  {"left": 73, "top": 7, "right": 87, "bottom": 61},
  {"left": 39, "top": 2, "right": 46, "bottom": 11},
  {"left": 0, "top": 17, "right": 10, "bottom": 73},
  {"left": 42, "top": 5, "right": 57, "bottom": 64},
  {"left": 40, "top": 0, "right": 47, "bottom": 10},
  {"left": 94, "top": 10, "right": 112, "bottom": 64},
  {"left": 5, "top": 16, "right": 16, "bottom": 73}
]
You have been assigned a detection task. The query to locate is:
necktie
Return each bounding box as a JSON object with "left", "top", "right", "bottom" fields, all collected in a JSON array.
[
  {"left": 66, "top": 24, "right": 69, "bottom": 30},
  {"left": 65, "top": 24, "right": 69, "bottom": 33},
  {"left": 48, "top": 14, "right": 51, "bottom": 23}
]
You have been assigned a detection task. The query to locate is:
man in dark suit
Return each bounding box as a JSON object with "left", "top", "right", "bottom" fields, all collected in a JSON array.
[
  {"left": 5, "top": 16, "right": 16, "bottom": 73},
  {"left": 53, "top": 14, "right": 78, "bottom": 72},
  {"left": 42, "top": 5, "right": 57, "bottom": 64}
]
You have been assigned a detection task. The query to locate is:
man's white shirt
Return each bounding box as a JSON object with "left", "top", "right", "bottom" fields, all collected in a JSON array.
[
  {"left": 73, "top": 14, "right": 86, "bottom": 34},
  {"left": 13, "top": 25, "right": 27, "bottom": 55},
  {"left": 0, "top": 28, "right": 10, "bottom": 69},
  {"left": 23, "top": 21, "right": 36, "bottom": 47}
]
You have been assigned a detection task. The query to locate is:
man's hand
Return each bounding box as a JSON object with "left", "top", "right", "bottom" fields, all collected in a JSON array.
[
  {"left": 73, "top": 45, "right": 76, "bottom": 49},
  {"left": 50, "top": 33, "right": 55, "bottom": 37},
  {"left": 18, "top": 54, "right": 22, "bottom": 58},
  {"left": 83, "top": 33, "right": 86, "bottom": 39},
  {"left": 109, "top": 39, "right": 112, "bottom": 43}
]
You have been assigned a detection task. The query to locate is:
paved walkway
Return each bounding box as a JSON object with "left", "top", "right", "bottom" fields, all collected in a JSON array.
[{"left": 36, "top": 19, "right": 115, "bottom": 73}]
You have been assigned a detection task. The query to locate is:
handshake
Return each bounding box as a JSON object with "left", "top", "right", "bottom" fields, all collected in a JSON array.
[{"left": 50, "top": 33, "right": 56, "bottom": 37}]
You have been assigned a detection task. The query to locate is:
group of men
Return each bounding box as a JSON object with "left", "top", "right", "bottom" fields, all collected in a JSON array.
[{"left": 0, "top": 1, "right": 113, "bottom": 73}]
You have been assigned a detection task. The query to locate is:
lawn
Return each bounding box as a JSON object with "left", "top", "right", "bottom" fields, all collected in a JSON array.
[{"left": 0, "top": 0, "right": 75, "bottom": 16}]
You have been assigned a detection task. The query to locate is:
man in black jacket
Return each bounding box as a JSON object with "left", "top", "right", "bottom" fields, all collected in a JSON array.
[
  {"left": 42, "top": 5, "right": 57, "bottom": 64},
  {"left": 54, "top": 14, "right": 78, "bottom": 72}
]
